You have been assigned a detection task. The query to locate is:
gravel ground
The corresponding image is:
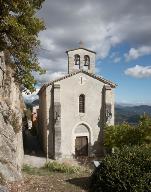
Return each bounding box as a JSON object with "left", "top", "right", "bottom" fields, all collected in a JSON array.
[{"left": 6, "top": 172, "right": 90, "bottom": 192}]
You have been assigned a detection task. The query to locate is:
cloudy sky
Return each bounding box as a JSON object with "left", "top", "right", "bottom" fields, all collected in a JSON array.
[{"left": 24, "top": 0, "right": 151, "bottom": 105}]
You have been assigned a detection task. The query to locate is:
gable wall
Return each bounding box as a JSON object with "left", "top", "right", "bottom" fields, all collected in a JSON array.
[{"left": 55, "top": 72, "right": 114, "bottom": 158}]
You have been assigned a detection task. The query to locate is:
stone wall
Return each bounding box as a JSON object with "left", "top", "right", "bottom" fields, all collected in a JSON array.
[
  {"left": 0, "top": 52, "right": 24, "bottom": 182},
  {"left": 67, "top": 48, "right": 96, "bottom": 74}
]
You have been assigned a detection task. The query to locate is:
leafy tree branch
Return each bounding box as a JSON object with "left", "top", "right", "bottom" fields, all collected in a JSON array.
[{"left": 0, "top": 0, "right": 46, "bottom": 92}]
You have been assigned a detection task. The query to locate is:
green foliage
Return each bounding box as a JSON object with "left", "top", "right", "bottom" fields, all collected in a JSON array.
[
  {"left": 90, "top": 146, "right": 151, "bottom": 192},
  {"left": 104, "top": 123, "right": 142, "bottom": 149},
  {"left": 92, "top": 115, "right": 151, "bottom": 191},
  {"left": 22, "top": 164, "right": 33, "bottom": 172},
  {"left": 22, "top": 164, "right": 48, "bottom": 176},
  {"left": 104, "top": 115, "right": 151, "bottom": 149},
  {"left": 44, "top": 161, "right": 80, "bottom": 174},
  {"left": 139, "top": 115, "right": 151, "bottom": 144},
  {"left": 0, "top": 0, "right": 45, "bottom": 92}
]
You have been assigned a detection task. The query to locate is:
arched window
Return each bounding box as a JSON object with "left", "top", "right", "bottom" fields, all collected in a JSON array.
[
  {"left": 74, "top": 54, "right": 80, "bottom": 66},
  {"left": 79, "top": 94, "right": 85, "bottom": 113},
  {"left": 84, "top": 55, "right": 90, "bottom": 69}
]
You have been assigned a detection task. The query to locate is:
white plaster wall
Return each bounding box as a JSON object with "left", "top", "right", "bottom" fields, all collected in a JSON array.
[
  {"left": 39, "top": 73, "right": 115, "bottom": 159},
  {"left": 57, "top": 72, "right": 107, "bottom": 158},
  {"left": 39, "top": 85, "right": 54, "bottom": 157},
  {"left": 32, "top": 105, "right": 39, "bottom": 113}
]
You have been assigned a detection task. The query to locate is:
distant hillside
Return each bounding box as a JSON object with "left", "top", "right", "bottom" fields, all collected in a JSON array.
[
  {"left": 25, "top": 99, "right": 39, "bottom": 110},
  {"left": 115, "top": 105, "right": 151, "bottom": 124}
]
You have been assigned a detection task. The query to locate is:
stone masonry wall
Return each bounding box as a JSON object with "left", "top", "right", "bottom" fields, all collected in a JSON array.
[
  {"left": 0, "top": 52, "right": 24, "bottom": 182},
  {"left": 67, "top": 48, "right": 96, "bottom": 74}
]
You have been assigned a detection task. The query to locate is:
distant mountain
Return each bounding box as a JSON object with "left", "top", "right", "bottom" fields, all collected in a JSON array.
[
  {"left": 25, "top": 99, "right": 39, "bottom": 110},
  {"left": 31, "top": 99, "right": 39, "bottom": 106},
  {"left": 115, "top": 105, "right": 151, "bottom": 124}
]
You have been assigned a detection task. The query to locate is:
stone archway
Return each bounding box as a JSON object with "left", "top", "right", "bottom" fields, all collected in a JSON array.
[{"left": 73, "top": 123, "right": 91, "bottom": 157}]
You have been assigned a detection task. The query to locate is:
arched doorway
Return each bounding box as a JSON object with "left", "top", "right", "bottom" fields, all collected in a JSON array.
[{"left": 73, "top": 124, "right": 90, "bottom": 157}]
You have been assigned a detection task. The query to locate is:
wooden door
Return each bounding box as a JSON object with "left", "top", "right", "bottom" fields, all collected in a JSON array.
[{"left": 75, "top": 136, "right": 88, "bottom": 157}]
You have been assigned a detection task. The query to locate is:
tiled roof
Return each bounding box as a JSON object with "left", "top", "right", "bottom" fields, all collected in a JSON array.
[
  {"left": 66, "top": 47, "right": 96, "bottom": 54},
  {"left": 38, "top": 70, "right": 117, "bottom": 95}
]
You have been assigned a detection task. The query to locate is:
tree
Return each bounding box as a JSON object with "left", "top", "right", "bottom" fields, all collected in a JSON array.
[
  {"left": 0, "top": 0, "right": 45, "bottom": 92},
  {"left": 104, "top": 115, "right": 151, "bottom": 150}
]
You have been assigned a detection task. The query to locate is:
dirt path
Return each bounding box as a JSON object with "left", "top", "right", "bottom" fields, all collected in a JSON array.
[{"left": 7, "top": 171, "right": 91, "bottom": 192}]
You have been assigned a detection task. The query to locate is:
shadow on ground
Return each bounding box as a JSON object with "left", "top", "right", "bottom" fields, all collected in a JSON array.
[
  {"left": 66, "top": 176, "right": 90, "bottom": 191},
  {"left": 23, "top": 129, "right": 45, "bottom": 157}
]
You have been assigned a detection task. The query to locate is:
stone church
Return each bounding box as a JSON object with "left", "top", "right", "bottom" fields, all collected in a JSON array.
[{"left": 38, "top": 45, "right": 116, "bottom": 159}]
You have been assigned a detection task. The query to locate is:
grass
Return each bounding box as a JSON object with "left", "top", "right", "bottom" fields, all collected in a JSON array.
[
  {"left": 44, "top": 161, "right": 81, "bottom": 174},
  {"left": 22, "top": 161, "right": 83, "bottom": 175},
  {"left": 22, "top": 164, "right": 49, "bottom": 176}
]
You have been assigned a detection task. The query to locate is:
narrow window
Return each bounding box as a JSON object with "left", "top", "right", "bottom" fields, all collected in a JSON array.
[
  {"left": 79, "top": 94, "right": 85, "bottom": 113},
  {"left": 84, "top": 55, "right": 90, "bottom": 69}
]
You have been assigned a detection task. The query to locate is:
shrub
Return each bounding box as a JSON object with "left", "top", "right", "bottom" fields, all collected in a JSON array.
[
  {"left": 44, "top": 161, "right": 80, "bottom": 174},
  {"left": 90, "top": 146, "right": 151, "bottom": 192},
  {"left": 104, "top": 123, "right": 142, "bottom": 149},
  {"left": 139, "top": 115, "right": 151, "bottom": 144},
  {"left": 104, "top": 115, "right": 151, "bottom": 150},
  {"left": 22, "top": 164, "right": 46, "bottom": 175}
]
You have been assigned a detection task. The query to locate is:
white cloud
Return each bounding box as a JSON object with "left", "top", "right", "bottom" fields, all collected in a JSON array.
[
  {"left": 33, "top": 0, "right": 151, "bottom": 85},
  {"left": 125, "top": 46, "right": 151, "bottom": 61},
  {"left": 32, "top": 57, "right": 67, "bottom": 86},
  {"left": 33, "top": 71, "right": 66, "bottom": 85},
  {"left": 110, "top": 52, "right": 121, "bottom": 63},
  {"left": 124, "top": 65, "right": 151, "bottom": 78},
  {"left": 113, "top": 57, "right": 121, "bottom": 63},
  {"left": 23, "top": 71, "right": 66, "bottom": 103},
  {"left": 22, "top": 89, "right": 39, "bottom": 104}
]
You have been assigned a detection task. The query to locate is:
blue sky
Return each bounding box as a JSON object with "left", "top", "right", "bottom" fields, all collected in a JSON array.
[
  {"left": 24, "top": 0, "right": 151, "bottom": 105},
  {"left": 96, "top": 45, "right": 151, "bottom": 105}
]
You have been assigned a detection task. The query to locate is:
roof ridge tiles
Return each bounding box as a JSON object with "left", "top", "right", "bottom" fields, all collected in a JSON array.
[{"left": 38, "top": 70, "right": 117, "bottom": 95}]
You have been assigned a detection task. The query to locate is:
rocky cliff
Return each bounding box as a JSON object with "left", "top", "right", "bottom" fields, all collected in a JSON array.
[{"left": 0, "top": 52, "right": 24, "bottom": 182}]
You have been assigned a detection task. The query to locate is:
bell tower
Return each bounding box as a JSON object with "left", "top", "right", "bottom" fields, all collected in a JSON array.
[{"left": 66, "top": 43, "right": 96, "bottom": 74}]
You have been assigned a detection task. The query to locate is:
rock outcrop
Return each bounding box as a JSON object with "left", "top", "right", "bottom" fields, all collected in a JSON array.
[{"left": 0, "top": 52, "right": 24, "bottom": 182}]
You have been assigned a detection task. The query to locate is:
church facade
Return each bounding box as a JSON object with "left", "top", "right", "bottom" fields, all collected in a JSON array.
[{"left": 38, "top": 46, "right": 116, "bottom": 159}]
